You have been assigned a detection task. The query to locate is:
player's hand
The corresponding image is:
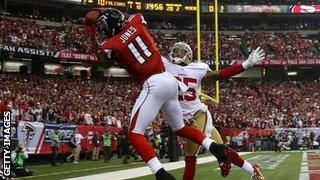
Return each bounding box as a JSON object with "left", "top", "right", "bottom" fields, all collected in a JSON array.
[{"left": 242, "top": 47, "right": 265, "bottom": 69}]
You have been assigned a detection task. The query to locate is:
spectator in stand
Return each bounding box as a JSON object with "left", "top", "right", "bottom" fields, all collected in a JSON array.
[
  {"left": 50, "top": 129, "right": 61, "bottom": 166},
  {"left": 105, "top": 115, "right": 113, "bottom": 127},
  {"left": 102, "top": 131, "right": 111, "bottom": 163},
  {"left": 91, "top": 131, "right": 100, "bottom": 161},
  {"left": 84, "top": 110, "right": 94, "bottom": 125},
  {"left": 11, "top": 104, "right": 20, "bottom": 122},
  {"left": 0, "top": 73, "right": 319, "bottom": 131},
  {"left": 47, "top": 107, "right": 57, "bottom": 124},
  {"left": 31, "top": 102, "right": 43, "bottom": 122},
  {"left": 1, "top": 16, "right": 319, "bottom": 61},
  {"left": 231, "top": 134, "right": 239, "bottom": 151}
]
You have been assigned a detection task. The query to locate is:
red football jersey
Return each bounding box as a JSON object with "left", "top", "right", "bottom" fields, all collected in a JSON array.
[{"left": 99, "top": 13, "right": 165, "bottom": 84}]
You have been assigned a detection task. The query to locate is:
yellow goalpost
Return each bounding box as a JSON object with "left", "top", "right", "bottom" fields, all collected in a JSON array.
[{"left": 198, "top": 0, "right": 220, "bottom": 104}]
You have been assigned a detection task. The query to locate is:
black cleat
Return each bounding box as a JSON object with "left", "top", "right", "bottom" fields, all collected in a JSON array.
[
  {"left": 209, "top": 142, "right": 229, "bottom": 163},
  {"left": 155, "top": 168, "right": 176, "bottom": 180}
]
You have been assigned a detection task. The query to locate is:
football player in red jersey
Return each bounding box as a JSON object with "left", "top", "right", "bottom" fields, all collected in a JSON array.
[{"left": 85, "top": 8, "right": 229, "bottom": 180}]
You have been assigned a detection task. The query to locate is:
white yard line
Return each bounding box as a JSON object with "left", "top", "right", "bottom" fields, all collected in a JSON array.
[
  {"left": 299, "top": 151, "right": 309, "bottom": 180},
  {"left": 266, "top": 154, "right": 289, "bottom": 170},
  {"left": 65, "top": 152, "right": 251, "bottom": 180},
  {"left": 213, "top": 155, "right": 261, "bottom": 170}
]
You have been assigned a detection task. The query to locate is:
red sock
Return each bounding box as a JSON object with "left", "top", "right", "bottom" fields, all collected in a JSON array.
[
  {"left": 183, "top": 156, "right": 197, "bottom": 180},
  {"left": 175, "top": 126, "right": 206, "bottom": 145},
  {"left": 227, "top": 148, "right": 245, "bottom": 167},
  {"left": 127, "top": 132, "right": 156, "bottom": 163}
]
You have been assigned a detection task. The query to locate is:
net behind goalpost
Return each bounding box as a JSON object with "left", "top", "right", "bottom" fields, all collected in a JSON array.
[{"left": 197, "top": 0, "right": 220, "bottom": 104}]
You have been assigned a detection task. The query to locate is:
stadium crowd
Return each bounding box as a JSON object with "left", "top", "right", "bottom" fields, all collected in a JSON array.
[
  {"left": 208, "top": 80, "right": 320, "bottom": 129},
  {"left": 0, "top": 17, "right": 93, "bottom": 54},
  {"left": 0, "top": 73, "right": 139, "bottom": 126},
  {"left": 1, "top": 16, "right": 319, "bottom": 61},
  {"left": 151, "top": 20, "right": 320, "bottom": 31},
  {"left": 0, "top": 73, "right": 319, "bottom": 129}
]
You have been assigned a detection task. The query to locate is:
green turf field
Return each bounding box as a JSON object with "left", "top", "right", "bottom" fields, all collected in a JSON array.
[
  {"left": 16, "top": 158, "right": 150, "bottom": 180},
  {"left": 134, "top": 152, "right": 302, "bottom": 180},
  {"left": 17, "top": 152, "right": 303, "bottom": 180}
]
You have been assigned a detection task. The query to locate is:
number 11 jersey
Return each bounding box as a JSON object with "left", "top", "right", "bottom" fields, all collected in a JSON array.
[{"left": 99, "top": 13, "right": 165, "bottom": 85}]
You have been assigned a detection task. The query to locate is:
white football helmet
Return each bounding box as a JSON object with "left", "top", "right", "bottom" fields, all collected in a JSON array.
[{"left": 169, "top": 42, "right": 193, "bottom": 65}]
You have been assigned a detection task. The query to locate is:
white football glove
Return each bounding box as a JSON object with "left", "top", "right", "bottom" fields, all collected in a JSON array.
[{"left": 242, "top": 47, "right": 266, "bottom": 70}]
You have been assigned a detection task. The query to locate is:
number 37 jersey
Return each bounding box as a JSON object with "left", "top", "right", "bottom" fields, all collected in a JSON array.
[
  {"left": 163, "top": 58, "right": 211, "bottom": 117},
  {"left": 99, "top": 13, "right": 165, "bottom": 85}
]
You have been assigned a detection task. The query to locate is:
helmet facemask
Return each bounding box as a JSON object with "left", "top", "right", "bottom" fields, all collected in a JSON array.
[
  {"left": 95, "top": 8, "right": 126, "bottom": 41},
  {"left": 169, "top": 42, "right": 193, "bottom": 66}
]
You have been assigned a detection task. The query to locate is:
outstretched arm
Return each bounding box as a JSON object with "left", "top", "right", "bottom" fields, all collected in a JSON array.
[
  {"left": 84, "top": 8, "right": 107, "bottom": 61},
  {"left": 204, "top": 47, "right": 265, "bottom": 80}
]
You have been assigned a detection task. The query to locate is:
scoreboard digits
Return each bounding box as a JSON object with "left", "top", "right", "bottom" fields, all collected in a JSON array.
[
  {"left": 82, "top": 0, "right": 220, "bottom": 13},
  {"left": 146, "top": 3, "right": 164, "bottom": 11},
  {"left": 166, "top": 4, "right": 182, "bottom": 12}
]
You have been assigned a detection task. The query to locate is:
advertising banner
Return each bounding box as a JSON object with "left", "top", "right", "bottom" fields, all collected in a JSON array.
[
  {"left": 54, "top": 52, "right": 98, "bottom": 62},
  {"left": 219, "top": 59, "right": 320, "bottom": 67},
  {"left": 219, "top": 127, "right": 274, "bottom": 141},
  {"left": 0, "top": 44, "right": 55, "bottom": 57},
  {"left": 227, "top": 5, "right": 288, "bottom": 13},
  {"left": 0, "top": 44, "right": 98, "bottom": 62},
  {"left": 17, "top": 121, "right": 45, "bottom": 154},
  {"left": 291, "top": 5, "right": 320, "bottom": 14},
  {"left": 44, "top": 124, "right": 75, "bottom": 143},
  {"left": 16, "top": 121, "right": 121, "bottom": 154}
]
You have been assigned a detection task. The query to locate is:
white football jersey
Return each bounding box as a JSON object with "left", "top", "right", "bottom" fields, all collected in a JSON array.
[{"left": 163, "top": 57, "right": 211, "bottom": 120}]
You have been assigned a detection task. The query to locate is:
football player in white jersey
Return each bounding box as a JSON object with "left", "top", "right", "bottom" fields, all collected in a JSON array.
[{"left": 163, "top": 42, "right": 265, "bottom": 180}]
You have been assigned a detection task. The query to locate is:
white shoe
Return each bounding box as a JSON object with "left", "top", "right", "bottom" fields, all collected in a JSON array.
[{"left": 73, "top": 161, "right": 79, "bottom": 164}]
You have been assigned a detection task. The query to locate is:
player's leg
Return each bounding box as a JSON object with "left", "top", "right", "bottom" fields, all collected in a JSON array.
[
  {"left": 226, "top": 146, "right": 264, "bottom": 179},
  {"left": 127, "top": 73, "right": 177, "bottom": 180},
  {"left": 180, "top": 110, "right": 230, "bottom": 180},
  {"left": 182, "top": 112, "right": 208, "bottom": 180},
  {"left": 160, "top": 91, "right": 229, "bottom": 169},
  {"left": 210, "top": 112, "right": 264, "bottom": 179},
  {"left": 127, "top": 87, "right": 163, "bottom": 172}
]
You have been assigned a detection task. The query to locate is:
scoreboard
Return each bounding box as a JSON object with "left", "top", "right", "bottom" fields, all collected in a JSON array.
[{"left": 81, "top": 0, "right": 222, "bottom": 13}]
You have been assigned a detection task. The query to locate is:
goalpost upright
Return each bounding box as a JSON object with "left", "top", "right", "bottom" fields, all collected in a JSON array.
[{"left": 197, "top": 0, "right": 220, "bottom": 104}]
